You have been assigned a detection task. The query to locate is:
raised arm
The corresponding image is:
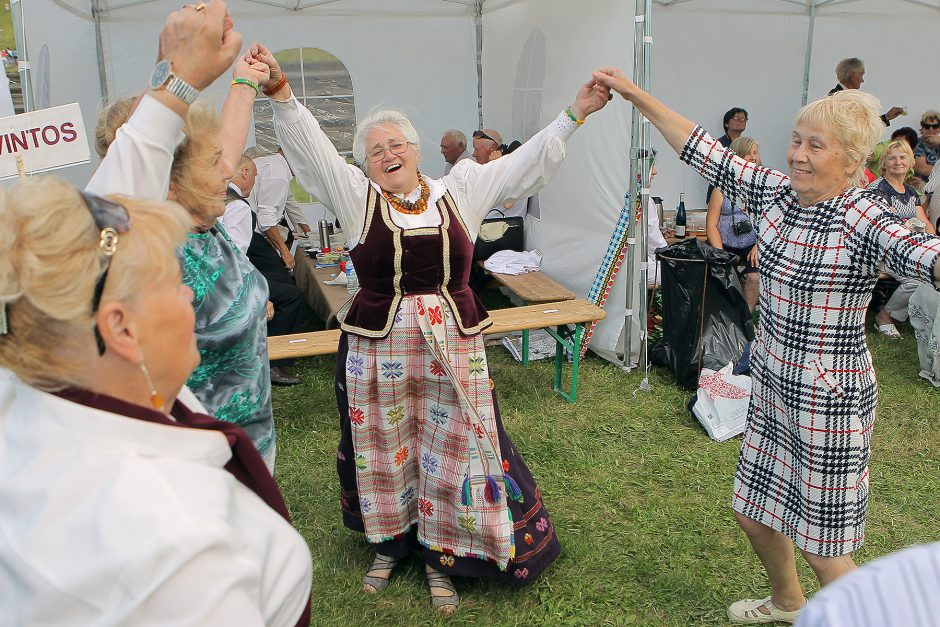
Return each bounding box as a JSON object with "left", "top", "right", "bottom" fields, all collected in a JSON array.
[
  {"left": 249, "top": 42, "right": 367, "bottom": 236},
  {"left": 593, "top": 66, "right": 788, "bottom": 212},
  {"left": 219, "top": 58, "right": 269, "bottom": 176},
  {"left": 87, "top": 0, "right": 242, "bottom": 197},
  {"left": 451, "top": 76, "right": 612, "bottom": 229}
]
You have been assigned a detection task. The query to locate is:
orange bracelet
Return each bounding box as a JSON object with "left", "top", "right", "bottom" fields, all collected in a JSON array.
[{"left": 262, "top": 75, "right": 288, "bottom": 97}]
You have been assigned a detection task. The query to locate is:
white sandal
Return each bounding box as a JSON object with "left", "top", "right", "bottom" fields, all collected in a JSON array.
[
  {"left": 728, "top": 596, "right": 803, "bottom": 624},
  {"left": 875, "top": 322, "right": 903, "bottom": 339}
]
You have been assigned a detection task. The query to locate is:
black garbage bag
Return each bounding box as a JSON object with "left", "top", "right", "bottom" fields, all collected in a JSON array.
[{"left": 650, "top": 238, "right": 754, "bottom": 389}]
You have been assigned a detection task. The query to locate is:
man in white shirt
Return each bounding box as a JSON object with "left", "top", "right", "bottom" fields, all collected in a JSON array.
[
  {"left": 221, "top": 154, "right": 256, "bottom": 254},
  {"left": 249, "top": 149, "right": 310, "bottom": 272},
  {"left": 440, "top": 129, "right": 470, "bottom": 175}
]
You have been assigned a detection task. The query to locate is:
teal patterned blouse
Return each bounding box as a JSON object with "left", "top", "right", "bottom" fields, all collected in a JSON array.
[{"left": 177, "top": 223, "right": 274, "bottom": 457}]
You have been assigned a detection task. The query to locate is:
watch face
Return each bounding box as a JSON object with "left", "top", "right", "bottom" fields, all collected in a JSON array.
[{"left": 149, "top": 59, "right": 171, "bottom": 90}]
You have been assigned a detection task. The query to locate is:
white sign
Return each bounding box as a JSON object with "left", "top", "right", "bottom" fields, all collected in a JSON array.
[{"left": 0, "top": 103, "right": 90, "bottom": 180}]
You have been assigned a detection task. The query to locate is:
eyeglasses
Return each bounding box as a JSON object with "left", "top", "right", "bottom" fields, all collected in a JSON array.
[
  {"left": 367, "top": 141, "right": 413, "bottom": 162},
  {"left": 472, "top": 130, "right": 499, "bottom": 144},
  {"left": 922, "top": 123, "right": 940, "bottom": 130},
  {"left": 731, "top": 116, "right": 748, "bottom": 122},
  {"left": 81, "top": 191, "right": 131, "bottom": 355}
]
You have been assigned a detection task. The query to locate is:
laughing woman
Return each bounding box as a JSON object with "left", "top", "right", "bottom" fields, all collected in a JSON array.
[
  {"left": 248, "top": 43, "right": 610, "bottom": 614},
  {"left": 593, "top": 67, "right": 940, "bottom": 624}
]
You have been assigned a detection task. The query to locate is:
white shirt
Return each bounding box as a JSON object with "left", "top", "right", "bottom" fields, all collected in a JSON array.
[
  {"left": 443, "top": 150, "right": 471, "bottom": 175},
  {"left": 271, "top": 95, "right": 577, "bottom": 249},
  {"left": 221, "top": 182, "right": 254, "bottom": 254},
  {"left": 0, "top": 369, "right": 312, "bottom": 627},
  {"left": 250, "top": 153, "right": 293, "bottom": 233},
  {"left": 85, "top": 95, "right": 183, "bottom": 199},
  {"left": 647, "top": 198, "right": 669, "bottom": 286},
  {"left": 796, "top": 542, "right": 940, "bottom": 627}
]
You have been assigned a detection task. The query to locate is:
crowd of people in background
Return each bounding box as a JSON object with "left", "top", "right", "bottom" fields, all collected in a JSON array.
[{"left": 0, "top": 2, "right": 939, "bottom": 626}]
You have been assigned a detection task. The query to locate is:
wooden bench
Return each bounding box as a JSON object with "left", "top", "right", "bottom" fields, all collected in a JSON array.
[
  {"left": 478, "top": 264, "right": 576, "bottom": 367},
  {"left": 268, "top": 298, "right": 606, "bottom": 403}
]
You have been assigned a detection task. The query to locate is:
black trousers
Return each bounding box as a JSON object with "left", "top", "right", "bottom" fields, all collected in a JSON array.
[{"left": 248, "top": 234, "right": 304, "bottom": 365}]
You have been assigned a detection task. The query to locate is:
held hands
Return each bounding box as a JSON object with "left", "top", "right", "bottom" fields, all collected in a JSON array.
[
  {"left": 245, "top": 43, "right": 285, "bottom": 93},
  {"left": 159, "top": 0, "right": 241, "bottom": 90},
  {"left": 570, "top": 77, "right": 612, "bottom": 120},
  {"left": 233, "top": 56, "right": 270, "bottom": 86},
  {"left": 592, "top": 67, "right": 639, "bottom": 101}
]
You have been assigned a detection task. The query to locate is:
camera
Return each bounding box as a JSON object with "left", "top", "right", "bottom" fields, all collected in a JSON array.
[{"left": 732, "top": 218, "right": 753, "bottom": 236}]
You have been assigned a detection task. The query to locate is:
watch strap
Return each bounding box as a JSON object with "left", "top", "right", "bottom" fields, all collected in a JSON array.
[{"left": 165, "top": 74, "right": 200, "bottom": 105}]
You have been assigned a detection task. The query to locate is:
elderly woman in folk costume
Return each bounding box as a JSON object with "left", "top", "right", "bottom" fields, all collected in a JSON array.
[
  {"left": 593, "top": 68, "right": 940, "bottom": 624},
  {"left": 246, "top": 43, "right": 611, "bottom": 613}
]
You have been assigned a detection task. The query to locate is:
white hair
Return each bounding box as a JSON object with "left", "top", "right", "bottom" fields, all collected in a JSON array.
[{"left": 353, "top": 109, "right": 420, "bottom": 174}]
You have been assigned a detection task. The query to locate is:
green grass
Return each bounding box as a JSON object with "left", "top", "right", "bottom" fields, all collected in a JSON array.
[
  {"left": 271, "top": 312, "right": 940, "bottom": 625},
  {"left": 0, "top": 2, "right": 13, "bottom": 51}
]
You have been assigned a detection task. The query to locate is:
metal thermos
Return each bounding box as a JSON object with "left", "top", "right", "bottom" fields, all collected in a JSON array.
[{"left": 318, "top": 220, "right": 332, "bottom": 249}]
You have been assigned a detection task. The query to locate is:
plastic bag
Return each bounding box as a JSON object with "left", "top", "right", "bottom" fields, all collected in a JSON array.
[
  {"left": 650, "top": 237, "right": 754, "bottom": 389},
  {"left": 690, "top": 362, "right": 751, "bottom": 442}
]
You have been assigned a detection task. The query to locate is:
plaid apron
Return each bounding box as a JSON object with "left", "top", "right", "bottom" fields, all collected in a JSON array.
[{"left": 346, "top": 294, "right": 516, "bottom": 568}]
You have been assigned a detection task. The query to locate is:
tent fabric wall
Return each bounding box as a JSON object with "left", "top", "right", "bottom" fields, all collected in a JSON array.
[{"left": 20, "top": 0, "right": 940, "bottom": 363}]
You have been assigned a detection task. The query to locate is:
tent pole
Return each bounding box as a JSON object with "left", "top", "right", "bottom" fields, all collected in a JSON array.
[
  {"left": 10, "top": 0, "right": 32, "bottom": 112},
  {"left": 473, "top": 0, "right": 484, "bottom": 130},
  {"left": 800, "top": 0, "right": 817, "bottom": 106},
  {"left": 92, "top": 0, "right": 110, "bottom": 106},
  {"left": 623, "top": 0, "right": 652, "bottom": 374}
]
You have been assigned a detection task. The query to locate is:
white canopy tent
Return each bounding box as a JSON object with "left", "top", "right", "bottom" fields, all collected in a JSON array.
[{"left": 18, "top": 0, "right": 940, "bottom": 365}]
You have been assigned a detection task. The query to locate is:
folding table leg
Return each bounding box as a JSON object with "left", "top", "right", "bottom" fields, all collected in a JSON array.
[{"left": 546, "top": 323, "right": 582, "bottom": 404}]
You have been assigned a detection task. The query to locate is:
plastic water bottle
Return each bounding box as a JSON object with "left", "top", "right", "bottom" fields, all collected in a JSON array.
[{"left": 345, "top": 258, "right": 359, "bottom": 295}]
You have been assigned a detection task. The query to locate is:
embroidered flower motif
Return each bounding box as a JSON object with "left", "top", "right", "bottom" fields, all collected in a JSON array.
[
  {"left": 439, "top": 555, "right": 455, "bottom": 568},
  {"left": 472, "top": 423, "right": 485, "bottom": 438},
  {"left": 349, "top": 407, "right": 365, "bottom": 426},
  {"left": 429, "top": 405, "right": 449, "bottom": 425},
  {"left": 421, "top": 451, "right": 439, "bottom": 474},
  {"left": 346, "top": 355, "right": 364, "bottom": 376},
  {"left": 458, "top": 515, "right": 477, "bottom": 533},
  {"left": 416, "top": 297, "right": 426, "bottom": 316},
  {"left": 380, "top": 360, "right": 404, "bottom": 380},
  {"left": 394, "top": 446, "right": 409, "bottom": 467},
  {"left": 428, "top": 305, "right": 443, "bottom": 325},
  {"left": 514, "top": 568, "right": 529, "bottom": 579},
  {"left": 535, "top": 517, "right": 548, "bottom": 532},
  {"left": 360, "top": 497, "right": 372, "bottom": 513},
  {"left": 429, "top": 360, "right": 446, "bottom": 377},
  {"left": 524, "top": 533, "right": 534, "bottom": 545},
  {"left": 386, "top": 405, "right": 405, "bottom": 425},
  {"left": 418, "top": 498, "right": 434, "bottom": 517},
  {"left": 337, "top": 450, "right": 346, "bottom": 461},
  {"left": 394, "top": 309, "right": 404, "bottom": 325},
  {"left": 502, "top": 458, "right": 510, "bottom": 472},
  {"left": 355, "top": 454, "right": 367, "bottom": 471},
  {"left": 399, "top": 486, "right": 415, "bottom": 506},
  {"left": 468, "top": 356, "right": 486, "bottom": 376}
]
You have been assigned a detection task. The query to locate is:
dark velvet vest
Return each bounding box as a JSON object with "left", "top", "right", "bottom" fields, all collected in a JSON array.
[{"left": 341, "top": 185, "right": 491, "bottom": 338}]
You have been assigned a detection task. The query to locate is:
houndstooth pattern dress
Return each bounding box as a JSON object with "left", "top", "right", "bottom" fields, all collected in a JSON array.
[{"left": 681, "top": 127, "right": 940, "bottom": 556}]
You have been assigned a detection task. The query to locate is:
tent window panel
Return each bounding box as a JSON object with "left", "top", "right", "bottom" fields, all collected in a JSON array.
[{"left": 252, "top": 47, "right": 356, "bottom": 157}]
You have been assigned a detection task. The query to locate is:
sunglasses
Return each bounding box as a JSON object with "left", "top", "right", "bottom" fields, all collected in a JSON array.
[
  {"left": 81, "top": 191, "right": 131, "bottom": 355},
  {"left": 922, "top": 123, "right": 940, "bottom": 130},
  {"left": 472, "top": 130, "right": 499, "bottom": 144}
]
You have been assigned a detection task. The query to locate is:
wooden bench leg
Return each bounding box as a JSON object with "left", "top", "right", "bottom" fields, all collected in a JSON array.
[{"left": 545, "top": 323, "right": 583, "bottom": 404}]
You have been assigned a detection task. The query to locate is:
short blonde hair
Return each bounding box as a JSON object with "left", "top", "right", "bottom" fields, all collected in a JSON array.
[
  {"left": 170, "top": 104, "right": 224, "bottom": 225},
  {"left": 920, "top": 110, "right": 940, "bottom": 126},
  {"left": 0, "top": 176, "right": 190, "bottom": 391},
  {"left": 729, "top": 136, "right": 759, "bottom": 161},
  {"left": 94, "top": 97, "right": 136, "bottom": 158},
  {"left": 795, "top": 90, "right": 884, "bottom": 183},
  {"left": 878, "top": 140, "right": 915, "bottom": 174}
]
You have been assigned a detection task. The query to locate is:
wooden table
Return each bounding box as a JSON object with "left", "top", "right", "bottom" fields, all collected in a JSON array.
[{"left": 292, "top": 251, "right": 351, "bottom": 328}]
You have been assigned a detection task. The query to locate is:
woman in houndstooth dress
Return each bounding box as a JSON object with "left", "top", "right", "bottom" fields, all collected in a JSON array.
[{"left": 595, "top": 68, "right": 940, "bottom": 624}]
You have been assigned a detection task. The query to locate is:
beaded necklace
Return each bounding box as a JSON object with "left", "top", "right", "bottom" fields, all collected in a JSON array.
[{"left": 382, "top": 174, "right": 431, "bottom": 215}]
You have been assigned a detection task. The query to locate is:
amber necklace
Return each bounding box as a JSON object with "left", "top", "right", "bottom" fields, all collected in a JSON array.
[{"left": 382, "top": 173, "right": 431, "bottom": 215}]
